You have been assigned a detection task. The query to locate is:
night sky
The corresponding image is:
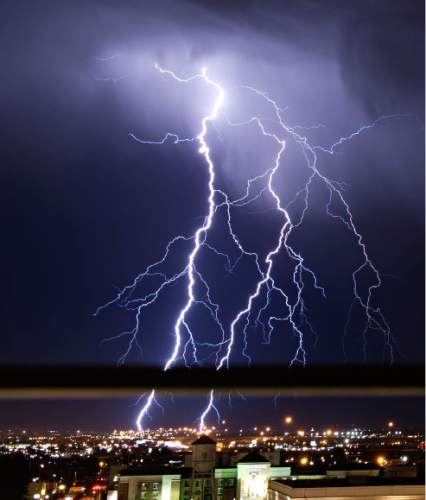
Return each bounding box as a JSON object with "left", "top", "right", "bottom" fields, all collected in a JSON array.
[{"left": 0, "top": 0, "right": 424, "bottom": 430}]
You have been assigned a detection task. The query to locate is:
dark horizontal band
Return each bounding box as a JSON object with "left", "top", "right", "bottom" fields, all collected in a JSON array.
[{"left": 0, "top": 365, "right": 423, "bottom": 398}]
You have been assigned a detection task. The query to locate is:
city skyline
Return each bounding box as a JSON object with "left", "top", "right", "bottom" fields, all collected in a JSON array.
[
  {"left": 3, "top": 421, "right": 424, "bottom": 499},
  {"left": 0, "top": 396, "right": 423, "bottom": 433}
]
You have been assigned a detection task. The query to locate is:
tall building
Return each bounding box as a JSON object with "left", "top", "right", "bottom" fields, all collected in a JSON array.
[
  {"left": 191, "top": 435, "right": 217, "bottom": 477},
  {"left": 235, "top": 450, "right": 288, "bottom": 499},
  {"left": 118, "top": 466, "right": 191, "bottom": 500}
]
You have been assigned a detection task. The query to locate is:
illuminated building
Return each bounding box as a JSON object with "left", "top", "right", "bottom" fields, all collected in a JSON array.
[
  {"left": 229, "top": 450, "right": 290, "bottom": 500},
  {"left": 190, "top": 435, "right": 217, "bottom": 476},
  {"left": 114, "top": 433, "right": 425, "bottom": 500},
  {"left": 117, "top": 436, "right": 291, "bottom": 500},
  {"left": 118, "top": 467, "right": 189, "bottom": 500},
  {"left": 118, "top": 436, "right": 217, "bottom": 500}
]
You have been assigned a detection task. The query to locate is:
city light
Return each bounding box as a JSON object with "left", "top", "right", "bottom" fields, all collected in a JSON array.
[
  {"left": 4, "top": 424, "right": 424, "bottom": 499},
  {"left": 284, "top": 416, "right": 293, "bottom": 424}
]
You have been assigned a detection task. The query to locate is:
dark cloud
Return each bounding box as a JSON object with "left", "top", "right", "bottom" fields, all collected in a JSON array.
[{"left": 337, "top": 0, "right": 424, "bottom": 116}]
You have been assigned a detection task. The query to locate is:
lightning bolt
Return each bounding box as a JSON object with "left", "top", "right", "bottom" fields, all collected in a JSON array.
[
  {"left": 155, "top": 65, "right": 225, "bottom": 371},
  {"left": 198, "top": 389, "right": 221, "bottom": 433},
  {"left": 216, "top": 86, "right": 404, "bottom": 366},
  {"left": 95, "top": 62, "right": 408, "bottom": 429},
  {"left": 136, "top": 389, "right": 164, "bottom": 432}
]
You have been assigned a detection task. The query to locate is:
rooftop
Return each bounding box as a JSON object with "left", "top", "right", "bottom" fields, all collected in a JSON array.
[
  {"left": 275, "top": 477, "right": 425, "bottom": 488},
  {"left": 191, "top": 434, "right": 216, "bottom": 445},
  {"left": 120, "top": 466, "right": 192, "bottom": 478},
  {"left": 238, "top": 450, "right": 270, "bottom": 464}
]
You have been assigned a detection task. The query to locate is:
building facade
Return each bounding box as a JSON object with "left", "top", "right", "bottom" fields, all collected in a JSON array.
[
  {"left": 116, "top": 436, "right": 425, "bottom": 500},
  {"left": 117, "top": 436, "right": 291, "bottom": 500},
  {"left": 118, "top": 469, "right": 185, "bottom": 500}
]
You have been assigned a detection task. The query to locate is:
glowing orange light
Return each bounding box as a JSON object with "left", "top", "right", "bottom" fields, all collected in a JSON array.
[
  {"left": 300, "top": 456, "right": 308, "bottom": 465},
  {"left": 284, "top": 416, "right": 293, "bottom": 424}
]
